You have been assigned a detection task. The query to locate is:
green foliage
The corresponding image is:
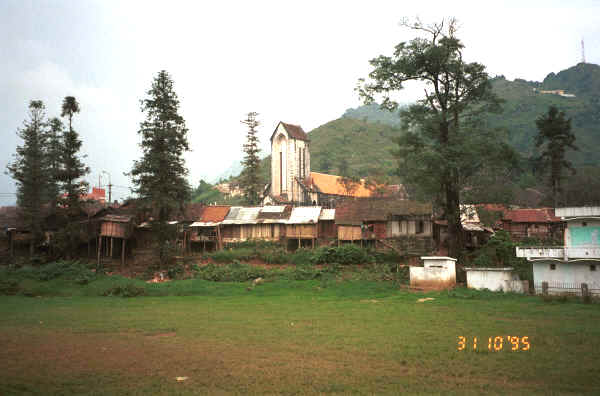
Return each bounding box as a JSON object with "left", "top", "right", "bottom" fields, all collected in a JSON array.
[
  {"left": 534, "top": 105, "right": 578, "bottom": 206},
  {"left": 472, "top": 230, "right": 532, "bottom": 282},
  {"left": 359, "top": 18, "right": 514, "bottom": 257},
  {"left": 239, "top": 112, "right": 262, "bottom": 205},
  {"left": 6, "top": 100, "right": 52, "bottom": 253},
  {"left": 0, "top": 260, "right": 96, "bottom": 284},
  {"left": 102, "top": 283, "right": 146, "bottom": 297},
  {"left": 311, "top": 245, "right": 373, "bottom": 265},
  {"left": 59, "top": 96, "right": 89, "bottom": 215},
  {"left": 129, "top": 70, "right": 191, "bottom": 264}
]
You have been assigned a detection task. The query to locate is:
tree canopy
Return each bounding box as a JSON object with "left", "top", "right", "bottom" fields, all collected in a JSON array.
[
  {"left": 239, "top": 112, "right": 262, "bottom": 205},
  {"left": 359, "top": 18, "right": 516, "bottom": 257}
]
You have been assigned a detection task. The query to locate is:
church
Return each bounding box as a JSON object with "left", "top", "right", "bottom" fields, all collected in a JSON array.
[{"left": 262, "top": 121, "right": 403, "bottom": 207}]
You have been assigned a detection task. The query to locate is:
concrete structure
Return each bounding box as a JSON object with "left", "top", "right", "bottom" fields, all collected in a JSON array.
[
  {"left": 464, "top": 267, "right": 526, "bottom": 293},
  {"left": 516, "top": 207, "right": 600, "bottom": 295},
  {"left": 410, "top": 256, "right": 456, "bottom": 289}
]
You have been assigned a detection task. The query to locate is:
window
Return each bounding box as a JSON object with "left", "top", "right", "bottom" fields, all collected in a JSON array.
[
  {"left": 591, "top": 265, "right": 597, "bottom": 272},
  {"left": 416, "top": 220, "right": 424, "bottom": 234},
  {"left": 550, "top": 264, "right": 556, "bottom": 270}
]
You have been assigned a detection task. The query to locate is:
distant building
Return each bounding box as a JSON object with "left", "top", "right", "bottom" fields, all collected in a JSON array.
[{"left": 501, "top": 208, "right": 564, "bottom": 241}]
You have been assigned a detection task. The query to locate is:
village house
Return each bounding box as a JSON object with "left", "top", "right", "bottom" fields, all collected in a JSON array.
[
  {"left": 334, "top": 197, "right": 434, "bottom": 254},
  {"left": 434, "top": 204, "right": 494, "bottom": 250},
  {"left": 516, "top": 206, "right": 600, "bottom": 295},
  {"left": 186, "top": 204, "right": 229, "bottom": 252},
  {"left": 501, "top": 208, "right": 564, "bottom": 241},
  {"left": 262, "top": 121, "right": 405, "bottom": 207}
]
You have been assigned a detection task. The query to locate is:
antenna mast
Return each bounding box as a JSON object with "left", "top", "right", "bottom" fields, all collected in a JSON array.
[{"left": 581, "top": 38, "right": 586, "bottom": 64}]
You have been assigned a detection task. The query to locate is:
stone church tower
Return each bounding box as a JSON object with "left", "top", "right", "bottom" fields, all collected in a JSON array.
[{"left": 270, "top": 121, "right": 310, "bottom": 203}]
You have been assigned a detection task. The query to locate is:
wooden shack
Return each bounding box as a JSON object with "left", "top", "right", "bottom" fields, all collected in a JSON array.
[
  {"left": 335, "top": 198, "right": 434, "bottom": 252},
  {"left": 98, "top": 214, "right": 135, "bottom": 266},
  {"left": 286, "top": 206, "right": 321, "bottom": 248},
  {"left": 188, "top": 205, "right": 230, "bottom": 252}
]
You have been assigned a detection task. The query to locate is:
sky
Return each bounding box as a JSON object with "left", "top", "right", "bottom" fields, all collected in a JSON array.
[{"left": 1, "top": 0, "right": 599, "bottom": 205}]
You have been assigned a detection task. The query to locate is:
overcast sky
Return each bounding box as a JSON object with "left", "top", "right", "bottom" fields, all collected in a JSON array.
[{"left": 1, "top": 0, "right": 599, "bottom": 205}]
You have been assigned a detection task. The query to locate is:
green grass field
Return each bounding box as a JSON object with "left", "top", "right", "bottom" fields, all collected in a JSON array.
[{"left": 1, "top": 278, "right": 599, "bottom": 395}]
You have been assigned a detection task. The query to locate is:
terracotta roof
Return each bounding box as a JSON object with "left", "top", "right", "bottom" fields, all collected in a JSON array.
[
  {"left": 200, "top": 206, "right": 230, "bottom": 223},
  {"left": 335, "top": 198, "right": 432, "bottom": 225},
  {"left": 306, "top": 172, "right": 374, "bottom": 198},
  {"left": 502, "top": 208, "right": 561, "bottom": 223},
  {"left": 270, "top": 121, "right": 310, "bottom": 141}
]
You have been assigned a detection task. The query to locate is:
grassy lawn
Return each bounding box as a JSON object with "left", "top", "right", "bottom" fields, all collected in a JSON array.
[{"left": 1, "top": 279, "right": 599, "bottom": 395}]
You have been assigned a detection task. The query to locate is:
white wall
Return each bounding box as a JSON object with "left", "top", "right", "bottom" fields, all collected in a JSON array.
[
  {"left": 533, "top": 261, "right": 600, "bottom": 295},
  {"left": 465, "top": 268, "right": 524, "bottom": 293},
  {"left": 270, "top": 123, "right": 310, "bottom": 202},
  {"left": 410, "top": 257, "right": 456, "bottom": 288}
]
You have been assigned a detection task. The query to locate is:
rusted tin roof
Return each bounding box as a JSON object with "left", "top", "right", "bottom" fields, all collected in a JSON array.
[
  {"left": 201, "top": 205, "right": 230, "bottom": 222},
  {"left": 222, "top": 207, "right": 261, "bottom": 225},
  {"left": 257, "top": 205, "right": 292, "bottom": 223},
  {"left": 287, "top": 206, "right": 322, "bottom": 224},
  {"left": 101, "top": 214, "right": 134, "bottom": 223},
  {"left": 335, "top": 198, "right": 432, "bottom": 225},
  {"left": 319, "top": 209, "right": 335, "bottom": 221}
]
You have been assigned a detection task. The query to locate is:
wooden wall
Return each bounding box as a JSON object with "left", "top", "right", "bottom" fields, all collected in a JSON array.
[
  {"left": 286, "top": 224, "right": 317, "bottom": 239},
  {"left": 101, "top": 222, "right": 130, "bottom": 238},
  {"left": 318, "top": 220, "right": 337, "bottom": 239},
  {"left": 337, "top": 225, "right": 362, "bottom": 241}
]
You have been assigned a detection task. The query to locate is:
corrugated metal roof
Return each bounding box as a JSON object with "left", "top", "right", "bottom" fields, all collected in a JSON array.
[
  {"left": 287, "top": 206, "right": 322, "bottom": 224},
  {"left": 222, "top": 207, "right": 261, "bottom": 224},
  {"left": 260, "top": 205, "right": 286, "bottom": 213},
  {"left": 335, "top": 198, "right": 432, "bottom": 225},
  {"left": 190, "top": 221, "right": 220, "bottom": 227},
  {"left": 319, "top": 209, "right": 335, "bottom": 221}
]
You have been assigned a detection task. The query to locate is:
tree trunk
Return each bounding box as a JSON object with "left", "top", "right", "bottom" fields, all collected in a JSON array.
[{"left": 445, "top": 182, "right": 464, "bottom": 259}]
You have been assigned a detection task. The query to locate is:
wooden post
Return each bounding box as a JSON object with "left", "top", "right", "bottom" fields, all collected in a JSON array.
[
  {"left": 97, "top": 236, "right": 102, "bottom": 268},
  {"left": 9, "top": 231, "right": 14, "bottom": 258},
  {"left": 312, "top": 238, "right": 315, "bottom": 249},
  {"left": 216, "top": 225, "right": 222, "bottom": 251},
  {"left": 581, "top": 283, "right": 589, "bottom": 302},
  {"left": 110, "top": 237, "right": 114, "bottom": 258},
  {"left": 121, "top": 238, "right": 125, "bottom": 267},
  {"left": 542, "top": 281, "right": 549, "bottom": 296}
]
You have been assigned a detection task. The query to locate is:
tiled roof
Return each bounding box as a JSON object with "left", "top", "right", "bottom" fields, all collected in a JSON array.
[
  {"left": 502, "top": 208, "right": 561, "bottom": 223},
  {"left": 200, "top": 206, "right": 230, "bottom": 223},
  {"left": 335, "top": 198, "right": 432, "bottom": 225},
  {"left": 306, "top": 172, "right": 374, "bottom": 197}
]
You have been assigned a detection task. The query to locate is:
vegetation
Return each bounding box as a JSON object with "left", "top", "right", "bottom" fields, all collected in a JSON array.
[
  {"left": 359, "top": 18, "right": 516, "bottom": 257},
  {"left": 239, "top": 112, "right": 262, "bottom": 204},
  {"left": 472, "top": 230, "right": 532, "bottom": 282},
  {"left": 534, "top": 106, "right": 578, "bottom": 207},
  {"left": 6, "top": 101, "right": 51, "bottom": 254},
  {"left": 1, "top": 279, "right": 599, "bottom": 394},
  {"left": 59, "top": 96, "right": 89, "bottom": 215},
  {"left": 129, "top": 70, "right": 191, "bottom": 265}
]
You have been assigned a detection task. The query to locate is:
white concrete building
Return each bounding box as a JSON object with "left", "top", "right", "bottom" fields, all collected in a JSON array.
[
  {"left": 516, "top": 206, "right": 600, "bottom": 295},
  {"left": 463, "top": 267, "right": 526, "bottom": 293},
  {"left": 410, "top": 256, "right": 456, "bottom": 289}
]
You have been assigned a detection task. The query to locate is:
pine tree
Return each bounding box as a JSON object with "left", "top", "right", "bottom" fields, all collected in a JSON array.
[
  {"left": 46, "top": 117, "right": 64, "bottom": 208},
  {"left": 534, "top": 106, "right": 578, "bottom": 207},
  {"left": 129, "top": 70, "right": 191, "bottom": 264},
  {"left": 59, "top": 96, "right": 89, "bottom": 215},
  {"left": 6, "top": 101, "right": 50, "bottom": 254},
  {"left": 239, "top": 112, "right": 262, "bottom": 205}
]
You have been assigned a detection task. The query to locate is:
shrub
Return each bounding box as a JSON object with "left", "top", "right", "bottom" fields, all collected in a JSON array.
[
  {"left": 472, "top": 230, "right": 532, "bottom": 282},
  {"left": 103, "top": 283, "right": 146, "bottom": 297},
  {"left": 167, "top": 263, "right": 185, "bottom": 279},
  {"left": 0, "top": 279, "right": 20, "bottom": 295}
]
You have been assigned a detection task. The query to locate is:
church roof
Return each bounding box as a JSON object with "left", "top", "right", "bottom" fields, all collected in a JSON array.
[
  {"left": 306, "top": 172, "right": 374, "bottom": 197},
  {"left": 270, "top": 121, "right": 310, "bottom": 142}
]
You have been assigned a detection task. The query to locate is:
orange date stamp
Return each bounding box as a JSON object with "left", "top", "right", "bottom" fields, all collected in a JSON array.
[{"left": 457, "top": 336, "right": 530, "bottom": 351}]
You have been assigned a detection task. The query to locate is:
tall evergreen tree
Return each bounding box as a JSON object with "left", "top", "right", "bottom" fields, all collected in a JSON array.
[
  {"left": 534, "top": 105, "right": 578, "bottom": 207},
  {"left": 46, "top": 117, "right": 64, "bottom": 208},
  {"left": 239, "top": 112, "right": 262, "bottom": 205},
  {"left": 59, "top": 96, "right": 89, "bottom": 214},
  {"left": 359, "top": 18, "right": 514, "bottom": 257},
  {"left": 6, "top": 101, "right": 50, "bottom": 254},
  {"left": 129, "top": 70, "right": 191, "bottom": 264}
]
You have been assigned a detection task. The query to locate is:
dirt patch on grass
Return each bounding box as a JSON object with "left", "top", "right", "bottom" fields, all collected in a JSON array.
[{"left": 0, "top": 328, "right": 553, "bottom": 394}]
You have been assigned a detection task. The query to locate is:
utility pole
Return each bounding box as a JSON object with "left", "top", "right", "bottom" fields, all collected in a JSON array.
[
  {"left": 582, "top": 38, "right": 586, "bottom": 64},
  {"left": 102, "top": 170, "right": 112, "bottom": 206}
]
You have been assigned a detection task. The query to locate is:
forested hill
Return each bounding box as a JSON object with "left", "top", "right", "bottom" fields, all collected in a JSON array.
[{"left": 341, "top": 63, "right": 600, "bottom": 166}]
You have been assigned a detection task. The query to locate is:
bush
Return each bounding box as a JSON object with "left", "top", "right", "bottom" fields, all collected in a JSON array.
[
  {"left": 167, "top": 263, "right": 185, "bottom": 279},
  {"left": 472, "top": 231, "right": 532, "bottom": 282},
  {"left": 210, "top": 248, "right": 255, "bottom": 263},
  {"left": 312, "top": 245, "right": 372, "bottom": 265},
  {"left": 103, "top": 283, "right": 146, "bottom": 297},
  {"left": 194, "top": 261, "right": 267, "bottom": 282},
  {"left": 0, "top": 279, "right": 20, "bottom": 295}
]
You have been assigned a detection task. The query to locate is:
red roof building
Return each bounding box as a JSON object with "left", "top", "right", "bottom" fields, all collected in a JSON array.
[{"left": 501, "top": 208, "right": 564, "bottom": 241}]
